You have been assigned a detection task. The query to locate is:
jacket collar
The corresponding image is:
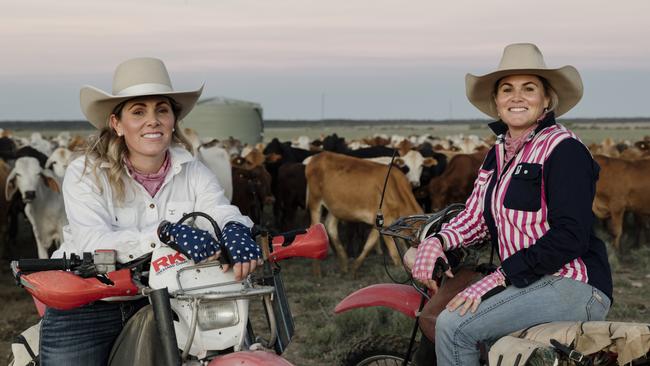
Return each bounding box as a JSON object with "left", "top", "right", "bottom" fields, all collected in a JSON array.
[
  {"left": 488, "top": 111, "right": 557, "bottom": 143},
  {"left": 100, "top": 145, "right": 193, "bottom": 171}
]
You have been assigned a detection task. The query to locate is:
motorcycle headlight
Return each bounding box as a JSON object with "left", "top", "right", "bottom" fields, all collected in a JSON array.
[{"left": 197, "top": 300, "right": 240, "bottom": 330}]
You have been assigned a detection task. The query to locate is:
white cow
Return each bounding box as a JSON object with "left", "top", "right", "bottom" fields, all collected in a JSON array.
[
  {"left": 45, "top": 147, "right": 74, "bottom": 179},
  {"left": 52, "top": 131, "right": 71, "bottom": 148},
  {"left": 197, "top": 142, "right": 233, "bottom": 201},
  {"left": 365, "top": 150, "right": 437, "bottom": 187},
  {"left": 292, "top": 136, "right": 311, "bottom": 151},
  {"left": 390, "top": 134, "right": 406, "bottom": 147},
  {"left": 29, "top": 132, "right": 54, "bottom": 157},
  {"left": 448, "top": 134, "right": 486, "bottom": 154},
  {"left": 5, "top": 157, "right": 67, "bottom": 258}
]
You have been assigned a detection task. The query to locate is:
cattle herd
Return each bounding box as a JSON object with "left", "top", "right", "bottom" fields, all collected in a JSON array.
[{"left": 0, "top": 128, "right": 649, "bottom": 274}]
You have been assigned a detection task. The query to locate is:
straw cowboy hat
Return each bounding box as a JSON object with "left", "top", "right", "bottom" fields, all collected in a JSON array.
[
  {"left": 465, "top": 43, "right": 583, "bottom": 119},
  {"left": 80, "top": 57, "right": 203, "bottom": 129}
]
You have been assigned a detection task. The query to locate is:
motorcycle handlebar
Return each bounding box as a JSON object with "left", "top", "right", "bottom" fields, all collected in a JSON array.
[
  {"left": 17, "top": 259, "right": 69, "bottom": 271},
  {"left": 14, "top": 255, "right": 83, "bottom": 272},
  {"left": 14, "top": 213, "right": 301, "bottom": 277}
]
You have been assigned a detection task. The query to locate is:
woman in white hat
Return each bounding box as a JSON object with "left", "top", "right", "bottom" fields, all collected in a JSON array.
[
  {"left": 40, "top": 57, "right": 262, "bottom": 365},
  {"left": 407, "top": 43, "right": 613, "bottom": 364}
]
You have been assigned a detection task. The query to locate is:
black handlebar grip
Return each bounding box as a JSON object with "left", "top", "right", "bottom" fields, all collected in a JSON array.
[
  {"left": 17, "top": 258, "right": 69, "bottom": 272},
  {"left": 432, "top": 257, "right": 450, "bottom": 280},
  {"left": 276, "top": 228, "right": 307, "bottom": 247}
]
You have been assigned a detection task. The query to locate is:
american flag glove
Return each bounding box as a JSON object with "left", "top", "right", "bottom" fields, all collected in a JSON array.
[
  {"left": 461, "top": 268, "right": 507, "bottom": 301},
  {"left": 412, "top": 236, "right": 448, "bottom": 282}
]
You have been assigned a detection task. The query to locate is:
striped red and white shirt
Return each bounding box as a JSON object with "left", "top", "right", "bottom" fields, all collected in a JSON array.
[{"left": 437, "top": 121, "right": 589, "bottom": 284}]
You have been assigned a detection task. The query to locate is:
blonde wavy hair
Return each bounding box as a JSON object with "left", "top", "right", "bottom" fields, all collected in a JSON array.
[{"left": 83, "top": 96, "right": 194, "bottom": 203}]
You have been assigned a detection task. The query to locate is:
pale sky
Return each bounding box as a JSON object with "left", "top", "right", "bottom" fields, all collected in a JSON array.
[{"left": 1, "top": 0, "right": 649, "bottom": 120}]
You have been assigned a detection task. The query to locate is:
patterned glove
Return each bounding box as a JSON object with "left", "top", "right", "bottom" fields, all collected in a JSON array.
[
  {"left": 158, "top": 221, "right": 218, "bottom": 263},
  {"left": 221, "top": 222, "right": 262, "bottom": 264},
  {"left": 461, "top": 268, "right": 507, "bottom": 301},
  {"left": 412, "top": 236, "right": 449, "bottom": 282}
]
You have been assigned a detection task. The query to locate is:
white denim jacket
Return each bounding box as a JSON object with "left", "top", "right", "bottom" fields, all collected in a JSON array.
[{"left": 53, "top": 146, "right": 252, "bottom": 263}]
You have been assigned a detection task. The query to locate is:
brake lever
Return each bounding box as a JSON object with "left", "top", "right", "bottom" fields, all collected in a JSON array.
[
  {"left": 275, "top": 228, "right": 307, "bottom": 247},
  {"left": 217, "top": 248, "right": 232, "bottom": 267},
  {"left": 432, "top": 257, "right": 450, "bottom": 280}
]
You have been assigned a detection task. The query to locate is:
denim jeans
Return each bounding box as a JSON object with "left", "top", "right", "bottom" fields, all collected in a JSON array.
[
  {"left": 435, "top": 275, "right": 611, "bottom": 365},
  {"left": 39, "top": 298, "right": 149, "bottom": 366}
]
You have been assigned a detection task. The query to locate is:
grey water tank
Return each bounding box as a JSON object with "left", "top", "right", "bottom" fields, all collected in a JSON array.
[{"left": 183, "top": 96, "right": 263, "bottom": 144}]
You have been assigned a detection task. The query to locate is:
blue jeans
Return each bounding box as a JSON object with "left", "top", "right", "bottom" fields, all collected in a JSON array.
[
  {"left": 435, "top": 275, "right": 611, "bottom": 365},
  {"left": 40, "top": 298, "right": 149, "bottom": 366}
]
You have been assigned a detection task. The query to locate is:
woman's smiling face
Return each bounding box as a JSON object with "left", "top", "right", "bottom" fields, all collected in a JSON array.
[
  {"left": 494, "top": 74, "right": 550, "bottom": 135},
  {"left": 110, "top": 96, "right": 176, "bottom": 164}
]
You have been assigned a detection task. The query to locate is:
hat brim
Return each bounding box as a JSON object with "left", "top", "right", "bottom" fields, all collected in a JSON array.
[
  {"left": 80, "top": 85, "right": 204, "bottom": 129},
  {"left": 465, "top": 65, "right": 583, "bottom": 120}
]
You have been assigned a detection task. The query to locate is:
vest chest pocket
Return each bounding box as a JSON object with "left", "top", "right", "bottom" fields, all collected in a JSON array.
[{"left": 504, "top": 163, "right": 542, "bottom": 212}]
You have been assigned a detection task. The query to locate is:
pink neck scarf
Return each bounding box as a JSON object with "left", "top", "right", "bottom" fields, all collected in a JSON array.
[
  {"left": 504, "top": 123, "right": 538, "bottom": 162},
  {"left": 124, "top": 151, "right": 171, "bottom": 198},
  {"left": 503, "top": 113, "right": 547, "bottom": 162}
]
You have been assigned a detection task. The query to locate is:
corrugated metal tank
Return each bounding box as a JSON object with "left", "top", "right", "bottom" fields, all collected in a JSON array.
[{"left": 182, "top": 97, "right": 263, "bottom": 144}]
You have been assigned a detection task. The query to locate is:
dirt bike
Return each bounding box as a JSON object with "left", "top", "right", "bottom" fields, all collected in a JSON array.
[
  {"left": 9, "top": 211, "right": 329, "bottom": 366},
  {"left": 334, "top": 204, "right": 650, "bottom": 366}
]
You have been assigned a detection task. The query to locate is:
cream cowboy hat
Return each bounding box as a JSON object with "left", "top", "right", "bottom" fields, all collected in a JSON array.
[
  {"left": 80, "top": 57, "right": 203, "bottom": 129},
  {"left": 465, "top": 43, "right": 583, "bottom": 119}
]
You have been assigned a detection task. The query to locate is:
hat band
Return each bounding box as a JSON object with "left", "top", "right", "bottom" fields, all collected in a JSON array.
[{"left": 115, "top": 83, "right": 174, "bottom": 97}]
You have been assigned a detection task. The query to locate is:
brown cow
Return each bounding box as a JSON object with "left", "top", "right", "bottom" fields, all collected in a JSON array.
[
  {"left": 231, "top": 166, "right": 274, "bottom": 225},
  {"left": 588, "top": 137, "right": 624, "bottom": 158},
  {"left": 635, "top": 140, "right": 650, "bottom": 157},
  {"left": 592, "top": 155, "right": 650, "bottom": 251},
  {"left": 67, "top": 135, "right": 87, "bottom": 152},
  {"left": 239, "top": 147, "right": 266, "bottom": 169},
  {"left": 396, "top": 139, "right": 415, "bottom": 156},
  {"left": 617, "top": 140, "right": 650, "bottom": 160},
  {"left": 427, "top": 150, "right": 487, "bottom": 211},
  {"left": 275, "top": 162, "right": 307, "bottom": 231},
  {"left": 362, "top": 135, "right": 391, "bottom": 147},
  {"left": 306, "top": 152, "right": 423, "bottom": 275}
]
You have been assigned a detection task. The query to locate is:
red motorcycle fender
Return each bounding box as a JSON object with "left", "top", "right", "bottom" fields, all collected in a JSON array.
[
  {"left": 207, "top": 351, "right": 294, "bottom": 366},
  {"left": 334, "top": 283, "right": 422, "bottom": 319}
]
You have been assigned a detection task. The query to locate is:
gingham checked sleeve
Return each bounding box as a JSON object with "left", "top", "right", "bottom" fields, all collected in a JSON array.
[
  {"left": 461, "top": 267, "right": 507, "bottom": 300},
  {"left": 436, "top": 168, "right": 494, "bottom": 251},
  {"left": 411, "top": 236, "right": 447, "bottom": 281}
]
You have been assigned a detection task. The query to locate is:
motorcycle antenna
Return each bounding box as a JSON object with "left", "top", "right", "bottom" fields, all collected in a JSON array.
[
  {"left": 375, "top": 148, "right": 413, "bottom": 285},
  {"left": 375, "top": 147, "right": 434, "bottom": 286},
  {"left": 375, "top": 148, "right": 398, "bottom": 229}
]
